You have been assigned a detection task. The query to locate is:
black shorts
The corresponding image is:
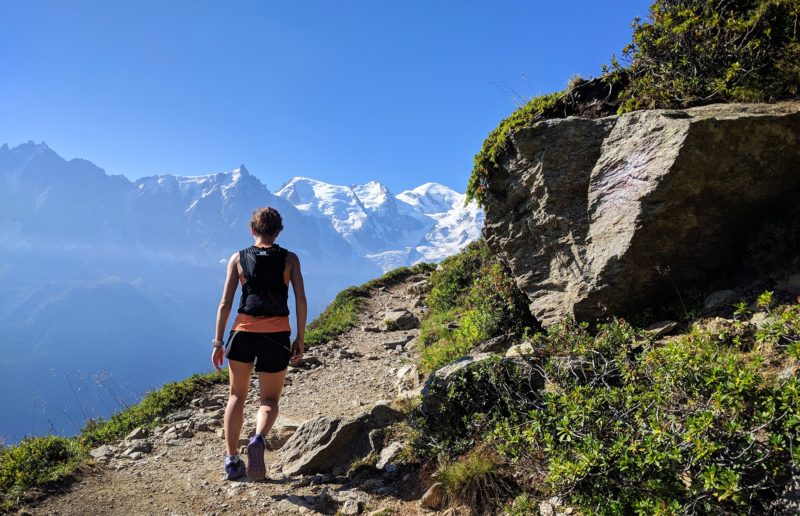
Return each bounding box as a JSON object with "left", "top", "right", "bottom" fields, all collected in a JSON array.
[{"left": 224, "top": 330, "right": 291, "bottom": 373}]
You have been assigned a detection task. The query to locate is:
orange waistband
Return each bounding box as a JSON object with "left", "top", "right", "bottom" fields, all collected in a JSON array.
[{"left": 232, "top": 313, "right": 291, "bottom": 333}]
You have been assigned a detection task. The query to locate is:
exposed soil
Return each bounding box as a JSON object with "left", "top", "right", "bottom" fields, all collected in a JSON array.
[{"left": 24, "top": 273, "right": 447, "bottom": 516}]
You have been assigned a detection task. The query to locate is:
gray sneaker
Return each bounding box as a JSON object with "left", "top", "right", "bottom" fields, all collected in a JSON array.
[
  {"left": 246, "top": 434, "right": 266, "bottom": 480},
  {"left": 224, "top": 454, "right": 245, "bottom": 480}
]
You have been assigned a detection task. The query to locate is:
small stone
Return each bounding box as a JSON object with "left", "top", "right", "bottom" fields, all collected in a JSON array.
[
  {"left": 341, "top": 499, "right": 360, "bottom": 515},
  {"left": 643, "top": 320, "right": 678, "bottom": 336},
  {"left": 128, "top": 451, "right": 144, "bottom": 461},
  {"left": 419, "top": 483, "right": 444, "bottom": 510},
  {"left": 382, "top": 309, "right": 420, "bottom": 331},
  {"left": 89, "top": 445, "right": 112, "bottom": 459},
  {"left": 376, "top": 441, "right": 403, "bottom": 472},
  {"left": 505, "top": 342, "right": 534, "bottom": 358},
  {"left": 122, "top": 441, "right": 153, "bottom": 456},
  {"left": 125, "top": 427, "right": 147, "bottom": 440}
]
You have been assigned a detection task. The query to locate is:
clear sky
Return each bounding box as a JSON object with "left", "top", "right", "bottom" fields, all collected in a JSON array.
[{"left": 0, "top": 1, "right": 652, "bottom": 193}]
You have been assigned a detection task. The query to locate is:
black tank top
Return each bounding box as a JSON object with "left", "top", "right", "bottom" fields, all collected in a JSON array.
[{"left": 237, "top": 245, "right": 290, "bottom": 317}]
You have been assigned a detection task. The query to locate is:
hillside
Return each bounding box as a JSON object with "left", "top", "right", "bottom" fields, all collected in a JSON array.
[{"left": 3, "top": 267, "right": 436, "bottom": 514}]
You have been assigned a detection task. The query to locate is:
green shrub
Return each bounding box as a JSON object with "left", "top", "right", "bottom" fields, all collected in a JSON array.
[
  {"left": 0, "top": 436, "right": 85, "bottom": 510},
  {"left": 489, "top": 314, "right": 800, "bottom": 513},
  {"left": 619, "top": 0, "right": 800, "bottom": 112},
  {"left": 417, "top": 355, "right": 543, "bottom": 457},
  {"left": 418, "top": 241, "right": 535, "bottom": 373},
  {"left": 466, "top": 0, "right": 800, "bottom": 207},
  {"left": 305, "top": 262, "right": 435, "bottom": 347}
]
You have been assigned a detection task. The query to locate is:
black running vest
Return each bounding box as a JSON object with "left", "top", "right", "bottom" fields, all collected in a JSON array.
[{"left": 237, "top": 245, "right": 290, "bottom": 317}]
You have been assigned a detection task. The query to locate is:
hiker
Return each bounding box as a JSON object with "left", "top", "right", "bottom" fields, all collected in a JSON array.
[{"left": 211, "top": 207, "right": 307, "bottom": 480}]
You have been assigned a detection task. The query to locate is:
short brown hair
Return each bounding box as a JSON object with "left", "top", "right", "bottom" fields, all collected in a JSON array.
[{"left": 250, "top": 207, "right": 284, "bottom": 236}]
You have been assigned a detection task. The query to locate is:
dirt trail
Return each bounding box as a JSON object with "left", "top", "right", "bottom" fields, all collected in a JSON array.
[{"left": 27, "top": 274, "right": 437, "bottom": 516}]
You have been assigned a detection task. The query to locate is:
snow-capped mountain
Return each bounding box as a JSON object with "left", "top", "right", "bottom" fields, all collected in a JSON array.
[
  {"left": 277, "top": 177, "right": 484, "bottom": 270},
  {"left": 0, "top": 141, "right": 483, "bottom": 442}
]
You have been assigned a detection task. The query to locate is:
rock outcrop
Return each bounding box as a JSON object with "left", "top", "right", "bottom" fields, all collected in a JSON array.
[{"left": 482, "top": 102, "right": 800, "bottom": 324}]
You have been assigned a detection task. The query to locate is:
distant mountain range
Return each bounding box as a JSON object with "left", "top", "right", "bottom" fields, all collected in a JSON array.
[{"left": 0, "top": 141, "right": 483, "bottom": 442}]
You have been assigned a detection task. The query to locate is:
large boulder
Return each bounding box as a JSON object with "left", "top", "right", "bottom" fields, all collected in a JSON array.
[
  {"left": 275, "top": 401, "right": 404, "bottom": 476},
  {"left": 482, "top": 102, "right": 800, "bottom": 325}
]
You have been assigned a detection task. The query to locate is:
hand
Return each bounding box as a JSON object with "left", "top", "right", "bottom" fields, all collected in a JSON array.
[
  {"left": 290, "top": 338, "right": 304, "bottom": 365},
  {"left": 211, "top": 345, "right": 225, "bottom": 371}
]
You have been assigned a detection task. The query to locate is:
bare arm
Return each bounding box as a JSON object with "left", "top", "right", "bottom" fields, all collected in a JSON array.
[
  {"left": 212, "top": 252, "right": 239, "bottom": 369},
  {"left": 289, "top": 252, "right": 307, "bottom": 363}
]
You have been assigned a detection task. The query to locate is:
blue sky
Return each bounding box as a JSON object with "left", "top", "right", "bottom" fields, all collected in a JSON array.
[{"left": 0, "top": 1, "right": 651, "bottom": 193}]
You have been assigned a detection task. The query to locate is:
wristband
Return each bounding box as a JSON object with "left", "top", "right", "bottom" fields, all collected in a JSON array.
[{"left": 212, "top": 339, "right": 223, "bottom": 348}]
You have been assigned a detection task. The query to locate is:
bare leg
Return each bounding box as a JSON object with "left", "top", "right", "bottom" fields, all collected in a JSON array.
[
  {"left": 224, "top": 358, "right": 253, "bottom": 455},
  {"left": 255, "top": 369, "right": 287, "bottom": 438}
]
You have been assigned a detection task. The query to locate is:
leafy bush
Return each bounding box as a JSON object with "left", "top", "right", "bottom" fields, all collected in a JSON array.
[
  {"left": 305, "top": 262, "right": 435, "bottom": 347},
  {"left": 419, "top": 241, "right": 535, "bottom": 373},
  {"left": 418, "top": 355, "right": 543, "bottom": 457},
  {"left": 466, "top": 0, "right": 800, "bottom": 206},
  {"left": 619, "top": 0, "right": 800, "bottom": 112},
  {"left": 489, "top": 313, "right": 800, "bottom": 513},
  {"left": 0, "top": 436, "right": 85, "bottom": 511}
]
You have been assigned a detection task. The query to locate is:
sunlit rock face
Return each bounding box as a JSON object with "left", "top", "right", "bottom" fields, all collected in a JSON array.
[{"left": 481, "top": 102, "right": 800, "bottom": 325}]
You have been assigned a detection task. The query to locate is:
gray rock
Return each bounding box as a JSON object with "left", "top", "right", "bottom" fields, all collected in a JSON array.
[
  {"left": 777, "top": 273, "right": 800, "bottom": 294},
  {"left": 276, "top": 401, "right": 402, "bottom": 476},
  {"left": 125, "top": 427, "right": 147, "bottom": 440},
  {"left": 406, "top": 280, "right": 429, "bottom": 295},
  {"left": 419, "top": 483, "right": 445, "bottom": 511},
  {"left": 421, "top": 354, "right": 544, "bottom": 421},
  {"left": 474, "top": 333, "right": 517, "bottom": 353},
  {"left": 704, "top": 290, "right": 738, "bottom": 311},
  {"left": 643, "top": 320, "right": 678, "bottom": 336},
  {"left": 376, "top": 442, "right": 403, "bottom": 472},
  {"left": 276, "top": 415, "right": 372, "bottom": 476},
  {"left": 266, "top": 416, "right": 303, "bottom": 450},
  {"left": 382, "top": 310, "right": 420, "bottom": 331},
  {"left": 382, "top": 335, "right": 413, "bottom": 350},
  {"left": 89, "top": 445, "right": 113, "bottom": 459},
  {"left": 481, "top": 102, "right": 800, "bottom": 325},
  {"left": 166, "top": 409, "right": 192, "bottom": 422},
  {"left": 368, "top": 400, "right": 404, "bottom": 427},
  {"left": 122, "top": 441, "right": 153, "bottom": 456},
  {"left": 340, "top": 499, "right": 360, "bottom": 515},
  {"left": 368, "top": 429, "right": 385, "bottom": 453},
  {"left": 750, "top": 311, "right": 772, "bottom": 328},
  {"left": 505, "top": 342, "right": 534, "bottom": 357},
  {"left": 394, "top": 364, "right": 420, "bottom": 393}
]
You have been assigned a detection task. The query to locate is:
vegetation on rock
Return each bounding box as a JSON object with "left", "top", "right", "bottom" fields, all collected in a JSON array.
[
  {"left": 467, "top": 0, "right": 800, "bottom": 205},
  {"left": 418, "top": 240, "right": 535, "bottom": 373},
  {"left": 411, "top": 282, "right": 800, "bottom": 513}
]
